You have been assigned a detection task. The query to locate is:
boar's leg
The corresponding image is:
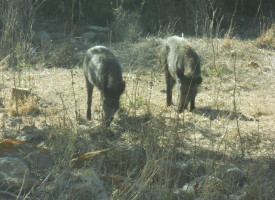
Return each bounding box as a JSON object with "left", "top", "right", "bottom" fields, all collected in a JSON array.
[
  {"left": 165, "top": 70, "right": 175, "bottom": 107},
  {"left": 103, "top": 116, "right": 113, "bottom": 127},
  {"left": 177, "top": 97, "right": 184, "bottom": 113},
  {"left": 85, "top": 77, "right": 94, "bottom": 120},
  {"left": 177, "top": 82, "right": 189, "bottom": 113},
  {"left": 190, "top": 84, "right": 199, "bottom": 111},
  {"left": 178, "top": 97, "right": 189, "bottom": 113},
  {"left": 190, "top": 98, "right": 195, "bottom": 111}
]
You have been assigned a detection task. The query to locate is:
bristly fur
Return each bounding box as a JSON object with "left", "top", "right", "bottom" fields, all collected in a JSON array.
[
  {"left": 158, "top": 36, "right": 202, "bottom": 112},
  {"left": 83, "top": 45, "right": 125, "bottom": 126}
]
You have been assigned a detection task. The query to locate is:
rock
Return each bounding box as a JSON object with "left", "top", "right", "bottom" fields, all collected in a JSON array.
[
  {"left": 15, "top": 133, "right": 45, "bottom": 146},
  {"left": 163, "top": 159, "right": 207, "bottom": 187},
  {"left": 81, "top": 31, "right": 96, "bottom": 41},
  {"left": 20, "top": 125, "right": 40, "bottom": 135},
  {"left": 218, "top": 165, "right": 245, "bottom": 187},
  {"left": 86, "top": 25, "right": 110, "bottom": 32},
  {"left": 172, "top": 188, "right": 189, "bottom": 200},
  {"left": 70, "top": 145, "right": 146, "bottom": 177},
  {"left": 100, "top": 174, "right": 136, "bottom": 194},
  {"left": 81, "top": 26, "right": 110, "bottom": 44},
  {"left": 16, "top": 125, "right": 46, "bottom": 145},
  {"left": 0, "top": 139, "right": 54, "bottom": 172},
  {"left": 81, "top": 31, "right": 109, "bottom": 44},
  {"left": 56, "top": 169, "right": 108, "bottom": 200},
  {"left": 29, "top": 47, "right": 38, "bottom": 57},
  {"left": 99, "top": 174, "right": 158, "bottom": 200},
  {"left": 0, "top": 157, "right": 36, "bottom": 192},
  {"left": 228, "top": 194, "right": 243, "bottom": 200},
  {"left": 8, "top": 118, "right": 23, "bottom": 128},
  {"left": 174, "top": 175, "right": 221, "bottom": 199},
  {"left": 33, "top": 30, "right": 51, "bottom": 46},
  {"left": 183, "top": 175, "right": 220, "bottom": 194}
]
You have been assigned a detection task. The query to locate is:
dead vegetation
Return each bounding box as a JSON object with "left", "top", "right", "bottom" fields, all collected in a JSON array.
[
  {"left": 0, "top": 1, "right": 274, "bottom": 198},
  {"left": 256, "top": 23, "right": 275, "bottom": 49},
  {"left": 0, "top": 34, "right": 274, "bottom": 199}
]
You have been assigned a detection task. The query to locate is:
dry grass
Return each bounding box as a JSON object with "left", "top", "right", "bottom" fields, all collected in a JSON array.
[
  {"left": 256, "top": 23, "right": 275, "bottom": 49},
  {"left": 6, "top": 96, "right": 40, "bottom": 117},
  {"left": 220, "top": 35, "right": 232, "bottom": 49},
  {"left": 0, "top": 36, "right": 274, "bottom": 199}
]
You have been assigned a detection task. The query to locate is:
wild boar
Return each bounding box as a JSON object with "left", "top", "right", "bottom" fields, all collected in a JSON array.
[
  {"left": 83, "top": 46, "right": 125, "bottom": 126},
  {"left": 158, "top": 36, "right": 202, "bottom": 112}
]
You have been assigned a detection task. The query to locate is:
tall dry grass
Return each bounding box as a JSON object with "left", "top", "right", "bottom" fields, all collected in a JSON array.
[{"left": 0, "top": 0, "right": 45, "bottom": 57}]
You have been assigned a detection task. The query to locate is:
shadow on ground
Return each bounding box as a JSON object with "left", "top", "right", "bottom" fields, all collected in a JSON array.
[{"left": 196, "top": 107, "right": 254, "bottom": 121}]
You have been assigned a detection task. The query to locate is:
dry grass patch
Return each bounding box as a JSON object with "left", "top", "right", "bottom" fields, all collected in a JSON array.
[
  {"left": 254, "top": 107, "right": 274, "bottom": 116},
  {"left": 7, "top": 96, "right": 40, "bottom": 116},
  {"left": 256, "top": 24, "right": 275, "bottom": 49},
  {"left": 221, "top": 37, "right": 232, "bottom": 49}
]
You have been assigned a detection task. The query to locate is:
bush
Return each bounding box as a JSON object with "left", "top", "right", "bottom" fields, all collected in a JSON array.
[{"left": 256, "top": 24, "right": 275, "bottom": 49}]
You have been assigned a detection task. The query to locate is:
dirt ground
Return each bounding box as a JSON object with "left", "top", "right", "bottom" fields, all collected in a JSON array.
[
  {"left": 0, "top": 36, "right": 274, "bottom": 199},
  {"left": 1, "top": 37, "right": 274, "bottom": 157}
]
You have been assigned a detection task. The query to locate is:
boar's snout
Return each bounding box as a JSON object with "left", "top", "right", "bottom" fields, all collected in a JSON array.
[{"left": 103, "top": 98, "right": 120, "bottom": 127}]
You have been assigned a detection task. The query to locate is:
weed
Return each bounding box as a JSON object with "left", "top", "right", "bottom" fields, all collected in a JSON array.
[
  {"left": 7, "top": 96, "right": 40, "bottom": 117},
  {"left": 256, "top": 23, "right": 275, "bottom": 49}
]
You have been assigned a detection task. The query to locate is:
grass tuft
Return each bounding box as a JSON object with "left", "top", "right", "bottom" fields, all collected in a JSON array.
[
  {"left": 7, "top": 96, "right": 40, "bottom": 116},
  {"left": 256, "top": 24, "right": 275, "bottom": 49}
]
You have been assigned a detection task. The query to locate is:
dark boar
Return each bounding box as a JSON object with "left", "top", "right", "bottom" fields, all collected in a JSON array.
[
  {"left": 83, "top": 46, "right": 125, "bottom": 126},
  {"left": 159, "top": 36, "right": 202, "bottom": 112}
]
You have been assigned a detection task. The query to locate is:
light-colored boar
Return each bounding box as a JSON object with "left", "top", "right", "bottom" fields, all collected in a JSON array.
[{"left": 159, "top": 36, "right": 202, "bottom": 112}]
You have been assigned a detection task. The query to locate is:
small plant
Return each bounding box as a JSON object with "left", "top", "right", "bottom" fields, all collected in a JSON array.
[
  {"left": 7, "top": 96, "right": 40, "bottom": 117},
  {"left": 129, "top": 96, "right": 145, "bottom": 109},
  {"left": 220, "top": 37, "right": 232, "bottom": 49}
]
